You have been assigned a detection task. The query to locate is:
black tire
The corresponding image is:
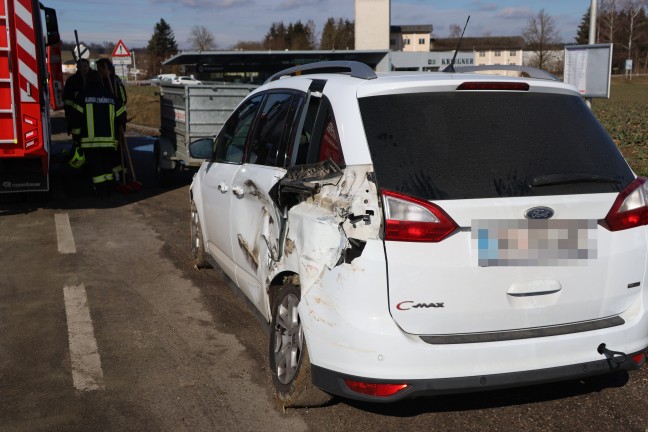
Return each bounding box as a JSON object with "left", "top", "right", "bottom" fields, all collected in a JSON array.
[
  {"left": 190, "top": 200, "right": 209, "bottom": 268},
  {"left": 269, "top": 283, "right": 331, "bottom": 409},
  {"left": 154, "top": 141, "right": 174, "bottom": 187}
]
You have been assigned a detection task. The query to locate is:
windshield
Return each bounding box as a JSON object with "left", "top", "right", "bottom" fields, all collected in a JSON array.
[{"left": 359, "top": 91, "right": 634, "bottom": 200}]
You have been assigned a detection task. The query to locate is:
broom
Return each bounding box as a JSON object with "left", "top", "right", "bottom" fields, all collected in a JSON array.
[
  {"left": 104, "top": 73, "right": 140, "bottom": 192},
  {"left": 120, "top": 126, "right": 142, "bottom": 191}
]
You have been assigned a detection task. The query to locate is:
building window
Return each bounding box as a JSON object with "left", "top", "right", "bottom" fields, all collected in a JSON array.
[
  {"left": 479, "top": 51, "right": 485, "bottom": 57},
  {"left": 510, "top": 50, "right": 516, "bottom": 56},
  {"left": 418, "top": 38, "right": 425, "bottom": 44},
  {"left": 390, "top": 38, "right": 396, "bottom": 46},
  {"left": 495, "top": 50, "right": 501, "bottom": 57},
  {"left": 404, "top": 39, "right": 411, "bottom": 45}
]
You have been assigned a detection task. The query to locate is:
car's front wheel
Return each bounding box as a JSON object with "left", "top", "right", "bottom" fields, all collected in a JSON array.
[
  {"left": 269, "top": 283, "right": 331, "bottom": 408},
  {"left": 190, "top": 200, "right": 209, "bottom": 269}
]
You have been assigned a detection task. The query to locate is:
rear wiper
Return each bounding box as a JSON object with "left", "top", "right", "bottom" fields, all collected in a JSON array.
[{"left": 529, "top": 173, "right": 621, "bottom": 187}]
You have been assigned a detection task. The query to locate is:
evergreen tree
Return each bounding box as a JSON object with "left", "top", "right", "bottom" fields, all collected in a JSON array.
[
  {"left": 264, "top": 20, "right": 316, "bottom": 50},
  {"left": 319, "top": 17, "right": 354, "bottom": 50},
  {"left": 320, "top": 18, "right": 337, "bottom": 49},
  {"left": 146, "top": 19, "right": 178, "bottom": 75},
  {"left": 575, "top": 8, "right": 590, "bottom": 44}
]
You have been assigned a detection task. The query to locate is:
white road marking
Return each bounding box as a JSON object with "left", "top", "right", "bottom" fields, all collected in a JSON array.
[
  {"left": 63, "top": 284, "right": 104, "bottom": 391},
  {"left": 55, "top": 213, "right": 76, "bottom": 254}
]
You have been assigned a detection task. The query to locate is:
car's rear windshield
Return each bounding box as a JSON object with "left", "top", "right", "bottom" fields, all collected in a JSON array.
[{"left": 359, "top": 91, "right": 634, "bottom": 200}]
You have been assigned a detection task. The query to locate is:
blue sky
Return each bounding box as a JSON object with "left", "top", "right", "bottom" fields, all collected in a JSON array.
[{"left": 47, "top": 0, "right": 589, "bottom": 50}]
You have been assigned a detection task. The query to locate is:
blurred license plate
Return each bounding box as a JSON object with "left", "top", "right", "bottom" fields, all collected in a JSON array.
[{"left": 471, "top": 219, "right": 597, "bottom": 267}]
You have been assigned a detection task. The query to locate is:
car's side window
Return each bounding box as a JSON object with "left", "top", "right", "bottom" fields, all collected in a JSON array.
[
  {"left": 213, "top": 95, "right": 263, "bottom": 163},
  {"left": 290, "top": 95, "right": 321, "bottom": 166},
  {"left": 317, "top": 111, "right": 344, "bottom": 165},
  {"left": 298, "top": 96, "right": 345, "bottom": 167},
  {"left": 248, "top": 93, "right": 300, "bottom": 167}
]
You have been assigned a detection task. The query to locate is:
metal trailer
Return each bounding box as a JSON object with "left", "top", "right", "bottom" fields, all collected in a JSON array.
[{"left": 154, "top": 82, "right": 257, "bottom": 185}]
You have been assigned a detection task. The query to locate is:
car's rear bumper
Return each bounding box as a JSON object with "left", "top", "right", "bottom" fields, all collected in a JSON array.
[
  {"left": 311, "top": 348, "right": 647, "bottom": 403},
  {"left": 300, "top": 239, "right": 648, "bottom": 402}
]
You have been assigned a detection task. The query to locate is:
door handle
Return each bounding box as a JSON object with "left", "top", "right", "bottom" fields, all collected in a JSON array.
[
  {"left": 218, "top": 183, "right": 229, "bottom": 193},
  {"left": 232, "top": 185, "right": 244, "bottom": 197}
]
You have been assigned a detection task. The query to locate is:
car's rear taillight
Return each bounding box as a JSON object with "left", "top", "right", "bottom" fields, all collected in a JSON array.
[
  {"left": 382, "top": 189, "right": 458, "bottom": 242},
  {"left": 601, "top": 177, "right": 648, "bottom": 231}
]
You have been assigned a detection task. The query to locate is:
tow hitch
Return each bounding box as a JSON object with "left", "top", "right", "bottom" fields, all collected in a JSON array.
[{"left": 598, "top": 343, "right": 647, "bottom": 369}]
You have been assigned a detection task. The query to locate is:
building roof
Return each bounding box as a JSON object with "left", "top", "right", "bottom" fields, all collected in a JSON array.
[
  {"left": 163, "top": 50, "right": 389, "bottom": 77},
  {"left": 432, "top": 36, "right": 525, "bottom": 51},
  {"left": 390, "top": 25, "right": 434, "bottom": 34}
]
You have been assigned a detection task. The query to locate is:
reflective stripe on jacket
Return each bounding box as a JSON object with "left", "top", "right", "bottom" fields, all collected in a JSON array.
[{"left": 70, "top": 87, "right": 126, "bottom": 149}]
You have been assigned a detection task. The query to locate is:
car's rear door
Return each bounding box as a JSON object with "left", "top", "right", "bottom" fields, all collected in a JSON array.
[
  {"left": 229, "top": 92, "right": 304, "bottom": 316},
  {"left": 359, "top": 84, "right": 646, "bottom": 339}
]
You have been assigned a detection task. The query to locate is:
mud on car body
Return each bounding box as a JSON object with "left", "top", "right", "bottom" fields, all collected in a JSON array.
[{"left": 189, "top": 61, "right": 648, "bottom": 406}]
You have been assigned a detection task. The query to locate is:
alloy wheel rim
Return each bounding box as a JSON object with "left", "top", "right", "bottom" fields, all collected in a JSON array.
[{"left": 273, "top": 293, "right": 302, "bottom": 385}]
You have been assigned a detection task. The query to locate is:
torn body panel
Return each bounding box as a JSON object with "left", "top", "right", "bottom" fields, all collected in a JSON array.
[{"left": 270, "top": 164, "right": 383, "bottom": 296}]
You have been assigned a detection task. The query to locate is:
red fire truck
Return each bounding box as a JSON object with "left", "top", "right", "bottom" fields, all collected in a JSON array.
[{"left": 1, "top": 0, "right": 60, "bottom": 193}]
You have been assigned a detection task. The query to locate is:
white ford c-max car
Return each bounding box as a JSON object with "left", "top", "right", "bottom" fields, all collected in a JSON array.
[{"left": 189, "top": 61, "right": 648, "bottom": 407}]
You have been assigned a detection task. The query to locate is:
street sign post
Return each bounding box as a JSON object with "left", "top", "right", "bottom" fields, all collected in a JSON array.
[{"left": 112, "top": 39, "right": 131, "bottom": 81}]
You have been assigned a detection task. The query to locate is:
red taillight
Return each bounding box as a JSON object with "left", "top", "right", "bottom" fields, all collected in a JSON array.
[
  {"left": 382, "top": 189, "right": 458, "bottom": 242},
  {"left": 601, "top": 177, "right": 648, "bottom": 231},
  {"left": 344, "top": 380, "right": 408, "bottom": 397},
  {"left": 457, "top": 82, "right": 530, "bottom": 91}
]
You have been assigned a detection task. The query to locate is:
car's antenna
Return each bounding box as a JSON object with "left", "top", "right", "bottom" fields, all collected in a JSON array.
[{"left": 444, "top": 15, "right": 470, "bottom": 73}]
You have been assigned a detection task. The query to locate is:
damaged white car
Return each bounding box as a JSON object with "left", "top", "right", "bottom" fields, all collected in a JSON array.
[{"left": 189, "top": 61, "right": 648, "bottom": 407}]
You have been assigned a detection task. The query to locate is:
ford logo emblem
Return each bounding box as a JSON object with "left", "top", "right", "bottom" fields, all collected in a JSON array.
[{"left": 525, "top": 207, "right": 554, "bottom": 220}]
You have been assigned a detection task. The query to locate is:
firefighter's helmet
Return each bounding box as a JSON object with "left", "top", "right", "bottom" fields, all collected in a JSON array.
[{"left": 68, "top": 147, "right": 85, "bottom": 168}]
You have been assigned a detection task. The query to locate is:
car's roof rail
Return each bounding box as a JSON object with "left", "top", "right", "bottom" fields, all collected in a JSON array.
[
  {"left": 265, "top": 61, "right": 377, "bottom": 84},
  {"left": 443, "top": 64, "right": 559, "bottom": 81}
]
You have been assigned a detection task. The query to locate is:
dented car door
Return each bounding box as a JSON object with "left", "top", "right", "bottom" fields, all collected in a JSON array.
[{"left": 229, "top": 93, "right": 303, "bottom": 316}]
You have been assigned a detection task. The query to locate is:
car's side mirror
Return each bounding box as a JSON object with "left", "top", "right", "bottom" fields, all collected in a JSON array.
[{"left": 188, "top": 138, "right": 214, "bottom": 160}]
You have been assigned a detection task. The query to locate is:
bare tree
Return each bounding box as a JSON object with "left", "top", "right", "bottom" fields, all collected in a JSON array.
[
  {"left": 522, "top": 9, "right": 561, "bottom": 70},
  {"left": 620, "top": 0, "right": 647, "bottom": 62},
  {"left": 599, "top": 0, "right": 619, "bottom": 43},
  {"left": 449, "top": 24, "right": 462, "bottom": 38},
  {"left": 188, "top": 25, "right": 216, "bottom": 51}
]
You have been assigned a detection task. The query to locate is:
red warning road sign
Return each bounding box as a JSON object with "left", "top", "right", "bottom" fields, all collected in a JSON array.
[{"left": 112, "top": 40, "right": 131, "bottom": 57}]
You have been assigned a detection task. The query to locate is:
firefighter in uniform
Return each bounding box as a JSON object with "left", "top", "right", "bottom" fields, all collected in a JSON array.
[
  {"left": 63, "top": 58, "right": 90, "bottom": 135},
  {"left": 96, "top": 58, "right": 128, "bottom": 181},
  {"left": 69, "top": 70, "right": 126, "bottom": 196}
]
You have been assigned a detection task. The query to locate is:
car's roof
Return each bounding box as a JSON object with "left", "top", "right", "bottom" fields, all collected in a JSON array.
[{"left": 260, "top": 71, "right": 581, "bottom": 98}]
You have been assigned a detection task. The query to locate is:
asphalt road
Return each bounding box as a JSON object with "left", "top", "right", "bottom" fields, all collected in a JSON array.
[{"left": 1, "top": 117, "right": 647, "bottom": 431}]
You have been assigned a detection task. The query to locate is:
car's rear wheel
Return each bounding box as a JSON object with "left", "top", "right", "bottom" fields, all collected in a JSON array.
[
  {"left": 269, "top": 283, "right": 331, "bottom": 408},
  {"left": 190, "top": 200, "right": 209, "bottom": 268}
]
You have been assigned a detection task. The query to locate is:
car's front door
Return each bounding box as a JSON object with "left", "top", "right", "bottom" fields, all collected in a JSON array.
[{"left": 201, "top": 95, "right": 263, "bottom": 281}]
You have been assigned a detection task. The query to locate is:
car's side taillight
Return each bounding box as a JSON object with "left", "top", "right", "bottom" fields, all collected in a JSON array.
[
  {"left": 601, "top": 177, "right": 648, "bottom": 231},
  {"left": 382, "top": 189, "right": 458, "bottom": 242}
]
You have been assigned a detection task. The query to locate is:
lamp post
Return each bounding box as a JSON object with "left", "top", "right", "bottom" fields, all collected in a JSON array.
[
  {"left": 586, "top": 0, "right": 598, "bottom": 108},
  {"left": 588, "top": 0, "right": 597, "bottom": 44}
]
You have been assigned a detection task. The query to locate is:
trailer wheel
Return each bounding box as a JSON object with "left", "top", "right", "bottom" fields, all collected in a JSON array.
[
  {"left": 269, "top": 283, "right": 331, "bottom": 409},
  {"left": 154, "top": 140, "right": 174, "bottom": 187},
  {"left": 190, "top": 200, "right": 209, "bottom": 268}
]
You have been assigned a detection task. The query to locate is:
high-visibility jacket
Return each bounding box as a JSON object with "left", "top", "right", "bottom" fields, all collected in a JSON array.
[
  {"left": 70, "top": 86, "right": 126, "bottom": 149},
  {"left": 63, "top": 73, "right": 85, "bottom": 124}
]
